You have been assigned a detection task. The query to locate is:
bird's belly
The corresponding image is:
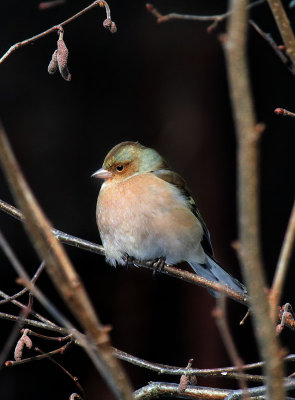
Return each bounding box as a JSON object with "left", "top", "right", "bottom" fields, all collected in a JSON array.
[{"left": 96, "top": 174, "right": 204, "bottom": 265}]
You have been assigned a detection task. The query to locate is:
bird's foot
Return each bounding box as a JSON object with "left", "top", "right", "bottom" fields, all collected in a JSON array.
[
  {"left": 151, "top": 256, "right": 166, "bottom": 277},
  {"left": 122, "top": 254, "right": 136, "bottom": 270}
]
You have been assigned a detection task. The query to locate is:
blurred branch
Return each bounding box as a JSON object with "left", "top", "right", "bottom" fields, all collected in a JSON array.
[
  {"left": 146, "top": 1, "right": 265, "bottom": 31},
  {"left": 270, "top": 200, "right": 295, "bottom": 320},
  {"left": 0, "top": 0, "right": 116, "bottom": 65},
  {"left": 225, "top": 0, "right": 284, "bottom": 399},
  {"left": 0, "top": 122, "right": 134, "bottom": 400},
  {"left": 267, "top": 0, "right": 295, "bottom": 67},
  {"left": 274, "top": 107, "right": 295, "bottom": 117},
  {"left": 39, "top": 0, "right": 66, "bottom": 9}
]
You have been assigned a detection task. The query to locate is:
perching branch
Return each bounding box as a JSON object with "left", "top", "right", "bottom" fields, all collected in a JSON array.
[
  {"left": 0, "top": 198, "right": 247, "bottom": 305},
  {"left": 225, "top": 0, "right": 284, "bottom": 399},
  {"left": 3, "top": 196, "right": 295, "bottom": 332}
]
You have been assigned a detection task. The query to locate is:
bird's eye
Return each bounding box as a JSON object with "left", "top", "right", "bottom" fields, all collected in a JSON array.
[{"left": 116, "top": 165, "right": 124, "bottom": 172}]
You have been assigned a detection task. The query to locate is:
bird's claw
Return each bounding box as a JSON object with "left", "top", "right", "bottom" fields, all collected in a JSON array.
[
  {"left": 151, "top": 256, "right": 166, "bottom": 277},
  {"left": 123, "top": 254, "right": 136, "bottom": 270}
]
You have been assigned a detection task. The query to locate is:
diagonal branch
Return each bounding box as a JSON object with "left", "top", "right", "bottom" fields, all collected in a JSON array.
[
  {"left": 267, "top": 0, "right": 295, "bottom": 68},
  {"left": 0, "top": 121, "right": 133, "bottom": 400}
]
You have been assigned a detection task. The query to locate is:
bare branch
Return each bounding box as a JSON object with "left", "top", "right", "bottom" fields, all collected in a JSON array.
[
  {"left": 0, "top": 261, "right": 45, "bottom": 305},
  {"left": 114, "top": 348, "right": 267, "bottom": 382},
  {"left": 0, "top": 311, "right": 68, "bottom": 334},
  {"left": 135, "top": 380, "right": 295, "bottom": 400},
  {"left": 146, "top": 1, "right": 265, "bottom": 31},
  {"left": 6, "top": 340, "right": 73, "bottom": 367},
  {"left": 0, "top": 0, "right": 115, "bottom": 65},
  {"left": 225, "top": 0, "right": 285, "bottom": 398},
  {"left": 134, "top": 382, "right": 230, "bottom": 400},
  {"left": 34, "top": 345, "right": 86, "bottom": 398}
]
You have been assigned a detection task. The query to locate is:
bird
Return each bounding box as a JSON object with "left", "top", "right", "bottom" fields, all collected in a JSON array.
[{"left": 92, "top": 141, "right": 246, "bottom": 296}]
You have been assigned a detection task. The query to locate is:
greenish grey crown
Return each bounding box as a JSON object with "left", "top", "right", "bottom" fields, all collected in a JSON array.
[{"left": 103, "top": 141, "right": 168, "bottom": 172}]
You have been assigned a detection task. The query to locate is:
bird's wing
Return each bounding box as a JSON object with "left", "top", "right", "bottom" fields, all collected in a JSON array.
[{"left": 152, "top": 169, "right": 213, "bottom": 256}]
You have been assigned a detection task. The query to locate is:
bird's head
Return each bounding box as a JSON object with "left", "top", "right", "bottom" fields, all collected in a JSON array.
[{"left": 92, "top": 141, "right": 168, "bottom": 182}]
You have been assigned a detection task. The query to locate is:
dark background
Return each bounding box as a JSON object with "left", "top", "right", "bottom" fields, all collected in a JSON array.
[{"left": 0, "top": 1, "right": 294, "bottom": 399}]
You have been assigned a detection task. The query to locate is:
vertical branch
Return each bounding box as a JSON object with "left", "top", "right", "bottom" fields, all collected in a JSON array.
[
  {"left": 225, "top": 0, "right": 284, "bottom": 399},
  {"left": 270, "top": 199, "right": 295, "bottom": 319}
]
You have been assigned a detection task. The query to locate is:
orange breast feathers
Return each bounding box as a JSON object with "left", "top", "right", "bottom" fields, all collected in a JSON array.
[{"left": 96, "top": 172, "right": 204, "bottom": 264}]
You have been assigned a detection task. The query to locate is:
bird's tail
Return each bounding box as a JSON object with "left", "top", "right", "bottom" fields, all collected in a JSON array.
[{"left": 189, "top": 255, "right": 246, "bottom": 297}]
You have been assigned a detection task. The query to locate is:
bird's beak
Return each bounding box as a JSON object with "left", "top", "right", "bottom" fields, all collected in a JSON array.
[{"left": 91, "top": 167, "right": 113, "bottom": 180}]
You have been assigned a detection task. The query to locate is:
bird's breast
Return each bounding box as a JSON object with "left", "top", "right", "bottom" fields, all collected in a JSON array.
[{"left": 96, "top": 173, "right": 204, "bottom": 264}]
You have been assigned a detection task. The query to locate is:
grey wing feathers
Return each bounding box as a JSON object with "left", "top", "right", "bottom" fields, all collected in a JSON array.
[{"left": 152, "top": 169, "right": 213, "bottom": 256}]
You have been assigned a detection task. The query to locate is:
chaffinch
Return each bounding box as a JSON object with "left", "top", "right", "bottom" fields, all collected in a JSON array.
[{"left": 92, "top": 141, "right": 246, "bottom": 296}]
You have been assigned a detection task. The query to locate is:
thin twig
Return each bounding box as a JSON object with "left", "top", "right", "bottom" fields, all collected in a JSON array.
[
  {"left": 146, "top": 1, "right": 265, "bottom": 31},
  {"left": 0, "top": 0, "right": 113, "bottom": 65},
  {"left": 213, "top": 296, "right": 249, "bottom": 395},
  {"left": 0, "top": 289, "right": 59, "bottom": 328},
  {"left": 0, "top": 261, "right": 45, "bottom": 305},
  {"left": 0, "top": 311, "right": 68, "bottom": 334},
  {"left": 249, "top": 19, "right": 295, "bottom": 75},
  {"left": 270, "top": 200, "right": 295, "bottom": 320},
  {"left": 22, "top": 329, "right": 73, "bottom": 342},
  {"left": 225, "top": 0, "right": 285, "bottom": 398},
  {"left": 34, "top": 346, "right": 86, "bottom": 398},
  {"left": 114, "top": 348, "right": 266, "bottom": 382},
  {"left": 5, "top": 340, "right": 73, "bottom": 367},
  {"left": 274, "top": 108, "right": 295, "bottom": 117},
  {"left": 0, "top": 289, "right": 32, "bottom": 368}
]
